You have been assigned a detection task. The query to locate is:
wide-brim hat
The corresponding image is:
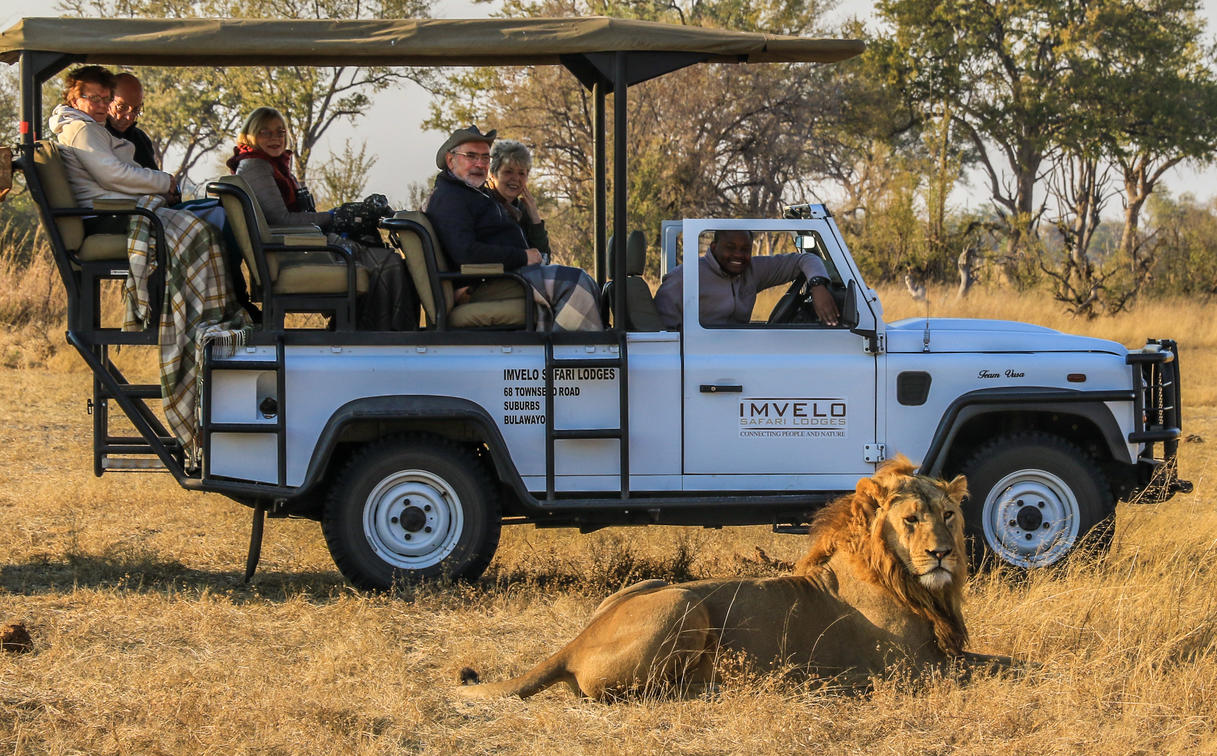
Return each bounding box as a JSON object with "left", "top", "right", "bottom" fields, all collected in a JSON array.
[{"left": 436, "top": 125, "right": 497, "bottom": 170}]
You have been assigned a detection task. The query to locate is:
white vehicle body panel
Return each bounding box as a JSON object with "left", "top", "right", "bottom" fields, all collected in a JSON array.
[{"left": 205, "top": 211, "right": 1149, "bottom": 498}]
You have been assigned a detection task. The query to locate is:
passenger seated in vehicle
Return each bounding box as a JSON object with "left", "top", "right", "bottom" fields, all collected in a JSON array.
[
  {"left": 105, "top": 72, "right": 158, "bottom": 171},
  {"left": 487, "top": 139, "right": 550, "bottom": 263},
  {"left": 653, "top": 229, "right": 840, "bottom": 329},
  {"left": 49, "top": 65, "right": 179, "bottom": 234},
  {"left": 50, "top": 65, "right": 248, "bottom": 462},
  {"left": 424, "top": 126, "right": 602, "bottom": 331},
  {"left": 227, "top": 106, "right": 417, "bottom": 331}
]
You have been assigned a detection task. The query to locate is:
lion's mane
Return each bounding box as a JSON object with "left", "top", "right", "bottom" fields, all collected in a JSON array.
[{"left": 794, "top": 455, "right": 969, "bottom": 656}]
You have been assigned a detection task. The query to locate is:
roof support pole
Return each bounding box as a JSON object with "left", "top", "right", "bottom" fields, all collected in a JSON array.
[
  {"left": 18, "top": 51, "right": 81, "bottom": 149},
  {"left": 592, "top": 79, "right": 607, "bottom": 287},
  {"left": 612, "top": 52, "right": 627, "bottom": 322}
]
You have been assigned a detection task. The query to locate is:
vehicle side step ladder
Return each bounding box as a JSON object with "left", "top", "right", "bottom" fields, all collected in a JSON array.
[
  {"left": 543, "top": 334, "right": 628, "bottom": 502},
  {"left": 201, "top": 335, "right": 288, "bottom": 488},
  {"left": 85, "top": 344, "right": 182, "bottom": 475}
]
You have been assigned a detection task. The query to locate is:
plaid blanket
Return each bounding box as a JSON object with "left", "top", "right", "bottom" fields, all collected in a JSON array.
[
  {"left": 123, "top": 195, "right": 250, "bottom": 466},
  {"left": 518, "top": 264, "right": 603, "bottom": 331}
]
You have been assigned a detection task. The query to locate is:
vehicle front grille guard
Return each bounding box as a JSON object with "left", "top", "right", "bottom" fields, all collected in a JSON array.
[{"left": 1126, "top": 339, "right": 1192, "bottom": 496}]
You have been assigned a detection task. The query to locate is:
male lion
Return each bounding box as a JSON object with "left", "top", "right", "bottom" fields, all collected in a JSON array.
[{"left": 457, "top": 456, "right": 1011, "bottom": 700}]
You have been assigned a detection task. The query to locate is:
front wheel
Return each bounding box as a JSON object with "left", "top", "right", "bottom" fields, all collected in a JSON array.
[
  {"left": 322, "top": 437, "right": 501, "bottom": 589},
  {"left": 958, "top": 433, "right": 1113, "bottom": 570}
]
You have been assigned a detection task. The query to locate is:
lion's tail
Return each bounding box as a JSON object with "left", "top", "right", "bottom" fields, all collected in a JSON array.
[{"left": 454, "top": 651, "right": 573, "bottom": 699}]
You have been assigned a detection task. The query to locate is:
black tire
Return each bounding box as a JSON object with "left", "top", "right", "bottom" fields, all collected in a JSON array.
[
  {"left": 322, "top": 437, "right": 501, "bottom": 590},
  {"left": 958, "top": 432, "right": 1113, "bottom": 570}
]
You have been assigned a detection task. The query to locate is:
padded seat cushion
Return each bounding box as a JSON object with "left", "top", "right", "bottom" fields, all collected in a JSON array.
[
  {"left": 273, "top": 262, "right": 368, "bottom": 294},
  {"left": 388, "top": 210, "right": 528, "bottom": 328},
  {"left": 77, "top": 233, "right": 128, "bottom": 261},
  {"left": 450, "top": 299, "right": 527, "bottom": 328}
]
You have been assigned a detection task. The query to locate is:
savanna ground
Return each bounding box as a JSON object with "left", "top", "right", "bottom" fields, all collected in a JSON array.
[{"left": 2, "top": 266, "right": 1216, "bottom": 753}]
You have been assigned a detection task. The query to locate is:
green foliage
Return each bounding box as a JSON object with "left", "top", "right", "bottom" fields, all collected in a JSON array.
[
  {"left": 57, "top": 0, "right": 434, "bottom": 183},
  {"left": 1144, "top": 192, "right": 1217, "bottom": 297},
  {"left": 314, "top": 139, "right": 376, "bottom": 208},
  {"left": 426, "top": 0, "right": 906, "bottom": 274}
]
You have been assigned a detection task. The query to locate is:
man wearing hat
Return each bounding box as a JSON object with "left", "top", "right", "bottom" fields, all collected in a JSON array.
[
  {"left": 424, "top": 125, "right": 544, "bottom": 270},
  {"left": 423, "top": 126, "right": 602, "bottom": 330}
]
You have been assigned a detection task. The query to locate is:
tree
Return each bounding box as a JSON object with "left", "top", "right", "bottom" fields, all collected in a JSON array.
[
  {"left": 58, "top": 0, "right": 435, "bottom": 183},
  {"left": 314, "top": 139, "right": 377, "bottom": 207},
  {"left": 877, "top": 0, "right": 1107, "bottom": 281},
  {"left": 426, "top": 0, "right": 859, "bottom": 273},
  {"left": 1083, "top": 0, "right": 1217, "bottom": 272}
]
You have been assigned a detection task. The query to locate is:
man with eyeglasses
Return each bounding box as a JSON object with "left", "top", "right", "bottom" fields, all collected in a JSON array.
[
  {"left": 49, "top": 65, "right": 178, "bottom": 222},
  {"left": 423, "top": 125, "right": 603, "bottom": 330},
  {"left": 106, "top": 72, "right": 158, "bottom": 171},
  {"left": 424, "top": 125, "right": 544, "bottom": 270}
]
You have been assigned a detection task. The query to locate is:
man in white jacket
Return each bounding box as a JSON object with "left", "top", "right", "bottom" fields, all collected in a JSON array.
[{"left": 49, "top": 65, "right": 178, "bottom": 232}]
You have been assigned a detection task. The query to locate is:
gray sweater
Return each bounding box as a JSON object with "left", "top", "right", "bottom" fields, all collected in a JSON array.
[
  {"left": 234, "top": 157, "right": 332, "bottom": 229},
  {"left": 653, "top": 251, "right": 829, "bottom": 329}
]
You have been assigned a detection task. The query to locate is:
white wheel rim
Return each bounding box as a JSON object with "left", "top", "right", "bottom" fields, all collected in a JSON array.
[
  {"left": 981, "top": 468, "right": 1080, "bottom": 568},
  {"left": 362, "top": 469, "right": 464, "bottom": 570}
]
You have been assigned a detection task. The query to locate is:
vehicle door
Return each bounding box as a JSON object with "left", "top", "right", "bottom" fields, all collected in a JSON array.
[{"left": 680, "top": 217, "right": 882, "bottom": 489}]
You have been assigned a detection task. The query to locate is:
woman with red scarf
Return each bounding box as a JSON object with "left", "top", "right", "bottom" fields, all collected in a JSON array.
[
  {"left": 226, "top": 107, "right": 333, "bottom": 229},
  {"left": 226, "top": 107, "right": 417, "bottom": 330}
]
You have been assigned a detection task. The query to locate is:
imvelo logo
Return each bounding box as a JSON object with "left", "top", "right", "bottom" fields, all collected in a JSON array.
[{"left": 738, "top": 397, "right": 847, "bottom": 438}]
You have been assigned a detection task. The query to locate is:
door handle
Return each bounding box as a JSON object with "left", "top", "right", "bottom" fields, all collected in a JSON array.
[{"left": 700, "top": 384, "right": 742, "bottom": 393}]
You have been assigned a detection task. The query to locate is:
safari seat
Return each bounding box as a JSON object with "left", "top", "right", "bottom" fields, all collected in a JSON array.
[
  {"left": 381, "top": 210, "right": 533, "bottom": 330},
  {"left": 208, "top": 175, "right": 367, "bottom": 330},
  {"left": 30, "top": 139, "right": 165, "bottom": 341},
  {"left": 602, "top": 230, "right": 662, "bottom": 331}
]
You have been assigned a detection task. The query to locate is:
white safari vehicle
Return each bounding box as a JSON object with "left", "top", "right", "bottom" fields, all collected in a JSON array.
[{"left": 4, "top": 18, "right": 1188, "bottom": 588}]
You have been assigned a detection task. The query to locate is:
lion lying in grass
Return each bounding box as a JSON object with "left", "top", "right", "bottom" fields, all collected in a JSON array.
[{"left": 457, "top": 456, "right": 1012, "bottom": 700}]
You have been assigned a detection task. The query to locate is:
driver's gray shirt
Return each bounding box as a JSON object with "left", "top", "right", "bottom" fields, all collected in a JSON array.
[{"left": 653, "top": 252, "right": 829, "bottom": 330}]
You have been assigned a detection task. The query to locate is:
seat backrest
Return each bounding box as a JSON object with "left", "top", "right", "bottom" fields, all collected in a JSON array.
[
  {"left": 389, "top": 210, "right": 455, "bottom": 324},
  {"left": 32, "top": 140, "right": 85, "bottom": 251},
  {"left": 605, "top": 230, "right": 662, "bottom": 331},
  {"left": 212, "top": 175, "right": 275, "bottom": 287}
]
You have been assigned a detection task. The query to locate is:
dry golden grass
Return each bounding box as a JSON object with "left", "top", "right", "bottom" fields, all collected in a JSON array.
[{"left": 1, "top": 289, "right": 1215, "bottom": 753}]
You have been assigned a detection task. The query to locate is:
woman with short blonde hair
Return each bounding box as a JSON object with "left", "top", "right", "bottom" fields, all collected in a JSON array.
[
  {"left": 236, "top": 107, "right": 289, "bottom": 150},
  {"left": 226, "top": 106, "right": 329, "bottom": 228},
  {"left": 486, "top": 138, "right": 550, "bottom": 262}
]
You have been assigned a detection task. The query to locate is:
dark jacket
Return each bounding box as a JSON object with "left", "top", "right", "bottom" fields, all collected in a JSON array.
[
  {"left": 105, "top": 121, "right": 158, "bottom": 171},
  {"left": 424, "top": 170, "right": 528, "bottom": 270},
  {"left": 489, "top": 185, "right": 551, "bottom": 260}
]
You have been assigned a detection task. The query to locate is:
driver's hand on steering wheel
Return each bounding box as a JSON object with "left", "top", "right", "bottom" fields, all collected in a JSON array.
[{"left": 811, "top": 284, "right": 839, "bottom": 326}]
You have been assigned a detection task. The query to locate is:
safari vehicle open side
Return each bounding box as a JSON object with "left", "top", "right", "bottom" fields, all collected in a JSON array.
[{"left": 2, "top": 17, "right": 1189, "bottom": 588}]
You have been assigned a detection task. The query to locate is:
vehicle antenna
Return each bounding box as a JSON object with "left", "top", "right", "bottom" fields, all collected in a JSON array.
[{"left": 922, "top": 293, "right": 932, "bottom": 352}]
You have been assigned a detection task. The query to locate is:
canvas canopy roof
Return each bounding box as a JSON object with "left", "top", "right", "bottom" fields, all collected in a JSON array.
[{"left": 0, "top": 16, "right": 864, "bottom": 67}]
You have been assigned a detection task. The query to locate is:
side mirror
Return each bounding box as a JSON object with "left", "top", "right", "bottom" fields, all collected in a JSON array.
[{"left": 840, "top": 279, "right": 860, "bottom": 329}]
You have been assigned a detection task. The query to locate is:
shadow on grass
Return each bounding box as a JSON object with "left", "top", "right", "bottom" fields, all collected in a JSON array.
[{"left": 0, "top": 552, "right": 350, "bottom": 603}]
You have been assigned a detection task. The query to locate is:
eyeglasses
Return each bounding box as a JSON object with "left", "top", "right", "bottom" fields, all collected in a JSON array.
[
  {"left": 113, "top": 103, "right": 143, "bottom": 117},
  {"left": 257, "top": 128, "right": 288, "bottom": 139},
  {"left": 450, "top": 150, "right": 491, "bottom": 164},
  {"left": 77, "top": 93, "right": 114, "bottom": 105}
]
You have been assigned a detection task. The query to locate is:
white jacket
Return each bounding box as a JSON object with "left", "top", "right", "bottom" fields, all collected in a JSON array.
[{"left": 48, "top": 105, "right": 173, "bottom": 206}]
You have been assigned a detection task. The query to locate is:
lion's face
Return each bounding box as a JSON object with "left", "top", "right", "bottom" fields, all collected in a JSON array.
[{"left": 876, "top": 474, "right": 968, "bottom": 591}]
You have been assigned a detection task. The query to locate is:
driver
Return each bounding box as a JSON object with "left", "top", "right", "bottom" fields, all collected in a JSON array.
[{"left": 653, "top": 229, "right": 839, "bottom": 329}]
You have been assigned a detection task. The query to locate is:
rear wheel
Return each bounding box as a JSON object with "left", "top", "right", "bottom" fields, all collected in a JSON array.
[
  {"left": 322, "top": 437, "right": 501, "bottom": 589},
  {"left": 958, "top": 432, "right": 1112, "bottom": 569}
]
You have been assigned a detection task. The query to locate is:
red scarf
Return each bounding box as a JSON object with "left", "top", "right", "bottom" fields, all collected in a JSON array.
[{"left": 226, "top": 145, "right": 300, "bottom": 210}]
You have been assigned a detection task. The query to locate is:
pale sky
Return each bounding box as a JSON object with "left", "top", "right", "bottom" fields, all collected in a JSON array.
[{"left": 5, "top": 0, "right": 1215, "bottom": 211}]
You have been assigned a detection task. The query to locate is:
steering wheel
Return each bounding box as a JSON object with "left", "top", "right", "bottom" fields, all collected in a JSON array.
[{"left": 767, "top": 273, "right": 809, "bottom": 324}]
